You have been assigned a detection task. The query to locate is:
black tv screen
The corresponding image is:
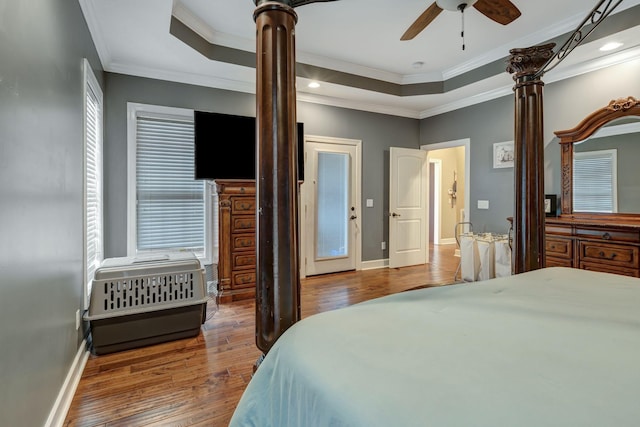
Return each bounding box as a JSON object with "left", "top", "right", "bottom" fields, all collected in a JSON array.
[{"left": 194, "top": 111, "right": 304, "bottom": 181}]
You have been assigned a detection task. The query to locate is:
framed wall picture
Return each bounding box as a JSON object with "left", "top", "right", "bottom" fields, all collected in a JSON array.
[
  {"left": 545, "top": 194, "right": 557, "bottom": 217},
  {"left": 493, "top": 141, "right": 514, "bottom": 169}
]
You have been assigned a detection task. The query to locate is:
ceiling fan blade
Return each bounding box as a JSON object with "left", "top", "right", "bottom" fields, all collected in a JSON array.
[
  {"left": 290, "top": 0, "right": 340, "bottom": 8},
  {"left": 473, "top": 0, "right": 521, "bottom": 25},
  {"left": 401, "top": 2, "right": 443, "bottom": 41}
]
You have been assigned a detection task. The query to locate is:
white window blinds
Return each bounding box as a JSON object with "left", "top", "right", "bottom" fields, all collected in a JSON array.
[
  {"left": 573, "top": 149, "right": 617, "bottom": 213},
  {"left": 84, "top": 59, "right": 103, "bottom": 309},
  {"left": 135, "top": 114, "right": 205, "bottom": 256}
]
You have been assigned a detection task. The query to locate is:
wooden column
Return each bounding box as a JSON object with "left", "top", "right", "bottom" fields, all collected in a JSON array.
[
  {"left": 253, "top": 1, "right": 301, "bottom": 358},
  {"left": 506, "top": 43, "right": 555, "bottom": 274}
]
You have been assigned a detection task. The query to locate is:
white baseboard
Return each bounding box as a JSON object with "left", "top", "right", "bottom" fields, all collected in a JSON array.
[
  {"left": 44, "top": 339, "right": 90, "bottom": 427},
  {"left": 437, "top": 238, "right": 456, "bottom": 245},
  {"left": 361, "top": 258, "right": 388, "bottom": 270}
]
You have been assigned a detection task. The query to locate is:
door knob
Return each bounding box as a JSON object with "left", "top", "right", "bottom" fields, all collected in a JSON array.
[
  {"left": 391, "top": 212, "right": 401, "bottom": 217},
  {"left": 350, "top": 215, "right": 357, "bottom": 220}
]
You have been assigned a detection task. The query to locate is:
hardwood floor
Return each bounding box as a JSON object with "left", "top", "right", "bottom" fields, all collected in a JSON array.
[{"left": 64, "top": 244, "right": 458, "bottom": 427}]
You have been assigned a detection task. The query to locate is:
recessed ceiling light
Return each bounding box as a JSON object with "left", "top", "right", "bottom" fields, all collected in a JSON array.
[
  {"left": 308, "top": 81, "right": 320, "bottom": 88},
  {"left": 412, "top": 61, "right": 425, "bottom": 69},
  {"left": 600, "top": 42, "right": 623, "bottom": 52}
]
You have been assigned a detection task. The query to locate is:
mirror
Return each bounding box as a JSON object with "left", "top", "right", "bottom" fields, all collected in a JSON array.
[
  {"left": 573, "top": 118, "right": 640, "bottom": 213},
  {"left": 554, "top": 96, "right": 640, "bottom": 216}
]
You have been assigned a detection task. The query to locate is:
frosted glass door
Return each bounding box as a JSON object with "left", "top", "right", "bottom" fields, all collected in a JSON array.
[
  {"left": 316, "top": 152, "right": 349, "bottom": 259},
  {"left": 303, "top": 139, "right": 358, "bottom": 277}
]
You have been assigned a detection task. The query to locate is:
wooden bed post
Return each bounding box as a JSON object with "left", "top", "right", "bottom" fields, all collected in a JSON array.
[
  {"left": 253, "top": 1, "right": 301, "bottom": 362},
  {"left": 507, "top": 43, "right": 555, "bottom": 274}
]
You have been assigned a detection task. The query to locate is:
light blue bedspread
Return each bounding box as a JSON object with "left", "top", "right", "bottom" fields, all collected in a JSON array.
[{"left": 230, "top": 267, "right": 640, "bottom": 426}]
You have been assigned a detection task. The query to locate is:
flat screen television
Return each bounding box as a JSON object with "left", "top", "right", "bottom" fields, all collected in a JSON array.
[{"left": 194, "top": 111, "right": 304, "bottom": 181}]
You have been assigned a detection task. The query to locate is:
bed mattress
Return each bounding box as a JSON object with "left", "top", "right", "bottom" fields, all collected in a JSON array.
[{"left": 230, "top": 267, "right": 640, "bottom": 427}]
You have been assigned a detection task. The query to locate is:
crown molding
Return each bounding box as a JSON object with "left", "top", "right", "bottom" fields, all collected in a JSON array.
[
  {"left": 85, "top": 0, "right": 640, "bottom": 120},
  {"left": 106, "top": 62, "right": 257, "bottom": 95},
  {"left": 418, "top": 85, "right": 512, "bottom": 119},
  {"left": 296, "top": 93, "right": 421, "bottom": 119},
  {"left": 172, "top": 1, "right": 406, "bottom": 85},
  {"left": 78, "top": 0, "right": 112, "bottom": 67},
  {"left": 442, "top": 11, "right": 587, "bottom": 80},
  {"left": 419, "top": 45, "right": 640, "bottom": 119}
]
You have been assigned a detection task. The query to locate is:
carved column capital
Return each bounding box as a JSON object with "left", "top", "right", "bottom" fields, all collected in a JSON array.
[{"left": 506, "top": 43, "right": 555, "bottom": 80}]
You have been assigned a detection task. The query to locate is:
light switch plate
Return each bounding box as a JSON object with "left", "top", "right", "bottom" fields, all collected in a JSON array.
[
  {"left": 366, "top": 199, "right": 374, "bottom": 207},
  {"left": 477, "top": 200, "right": 489, "bottom": 209}
]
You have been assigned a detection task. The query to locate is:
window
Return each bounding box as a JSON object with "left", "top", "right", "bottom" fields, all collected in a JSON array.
[
  {"left": 127, "top": 104, "right": 211, "bottom": 262},
  {"left": 84, "top": 59, "right": 103, "bottom": 309},
  {"left": 573, "top": 149, "right": 618, "bottom": 213}
]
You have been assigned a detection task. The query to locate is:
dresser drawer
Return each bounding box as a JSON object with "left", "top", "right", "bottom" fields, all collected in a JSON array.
[
  {"left": 545, "top": 237, "right": 572, "bottom": 259},
  {"left": 579, "top": 261, "right": 640, "bottom": 278},
  {"left": 545, "top": 256, "right": 572, "bottom": 268},
  {"left": 232, "top": 270, "right": 256, "bottom": 289},
  {"left": 232, "top": 234, "right": 255, "bottom": 251},
  {"left": 232, "top": 252, "right": 256, "bottom": 270},
  {"left": 232, "top": 197, "right": 256, "bottom": 214},
  {"left": 232, "top": 216, "right": 256, "bottom": 233},
  {"left": 545, "top": 223, "right": 572, "bottom": 236},
  {"left": 574, "top": 226, "right": 640, "bottom": 243},
  {"left": 578, "top": 241, "right": 639, "bottom": 268}
]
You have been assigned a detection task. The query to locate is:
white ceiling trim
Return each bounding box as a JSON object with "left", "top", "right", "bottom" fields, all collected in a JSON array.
[
  {"left": 81, "top": 0, "right": 640, "bottom": 121},
  {"left": 420, "top": 46, "right": 640, "bottom": 119},
  {"left": 100, "top": 43, "right": 640, "bottom": 121},
  {"left": 79, "top": 0, "right": 112, "bottom": 68},
  {"left": 543, "top": 45, "right": 640, "bottom": 86},
  {"left": 172, "top": 1, "right": 408, "bottom": 85},
  {"left": 296, "top": 93, "right": 422, "bottom": 119},
  {"left": 419, "top": 85, "right": 513, "bottom": 119},
  {"left": 442, "top": 11, "right": 589, "bottom": 80},
  {"left": 106, "top": 62, "right": 256, "bottom": 95}
]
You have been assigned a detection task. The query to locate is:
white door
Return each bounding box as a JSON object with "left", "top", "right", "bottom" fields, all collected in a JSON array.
[
  {"left": 389, "top": 147, "right": 428, "bottom": 268},
  {"left": 302, "top": 138, "right": 361, "bottom": 276}
]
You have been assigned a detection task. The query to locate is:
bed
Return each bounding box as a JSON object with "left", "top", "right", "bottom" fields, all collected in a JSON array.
[
  {"left": 230, "top": 267, "right": 640, "bottom": 426},
  {"left": 235, "top": 1, "right": 634, "bottom": 426}
]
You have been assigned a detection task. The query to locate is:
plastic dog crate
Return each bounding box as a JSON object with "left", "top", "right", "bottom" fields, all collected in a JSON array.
[{"left": 84, "top": 253, "right": 208, "bottom": 355}]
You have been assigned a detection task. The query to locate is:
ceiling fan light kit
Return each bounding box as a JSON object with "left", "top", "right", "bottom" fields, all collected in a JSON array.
[{"left": 435, "top": 0, "right": 478, "bottom": 11}]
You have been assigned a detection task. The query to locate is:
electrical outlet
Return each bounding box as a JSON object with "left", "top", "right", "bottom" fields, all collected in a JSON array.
[
  {"left": 75, "top": 309, "right": 80, "bottom": 330},
  {"left": 381, "top": 241, "right": 386, "bottom": 250}
]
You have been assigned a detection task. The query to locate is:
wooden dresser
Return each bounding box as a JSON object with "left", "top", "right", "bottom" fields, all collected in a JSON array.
[
  {"left": 547, "top": 97, "right": 640, "bottom": 279},
  {"left": 545, "top": 216, "right": 640, "bottom": 277},
  {"left": 216, "top": 180, "right": 256, "bottom": 303}
]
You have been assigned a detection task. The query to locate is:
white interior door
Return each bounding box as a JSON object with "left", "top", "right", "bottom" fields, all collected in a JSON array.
[
  {"left": 302, "top": 138, "right": 360, "bottom": 276},
  {"left": 389, "top": 147, "right": 428, "bottom": 268}
]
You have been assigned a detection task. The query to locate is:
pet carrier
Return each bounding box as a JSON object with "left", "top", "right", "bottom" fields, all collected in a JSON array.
[{"left": 84, "top": 253, "right": 208, "bottom": 355}]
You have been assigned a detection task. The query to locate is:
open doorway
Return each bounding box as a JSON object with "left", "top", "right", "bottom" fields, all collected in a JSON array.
[{"left": 422, "top": 139, "right": 470, "bottom": 249}]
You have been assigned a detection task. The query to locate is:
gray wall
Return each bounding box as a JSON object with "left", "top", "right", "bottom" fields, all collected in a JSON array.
[
  {"left": 420, "top": 58, "right": 640, "bottom": 234},
  {"left": 0, "top": 1, "right": 103, "bottom": 425},
  {"left": 104, "top": 73, "right": 419, "bottom": 262}
]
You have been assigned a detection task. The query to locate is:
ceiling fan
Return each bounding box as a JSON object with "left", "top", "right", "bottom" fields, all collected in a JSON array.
[{"left": 401, "top": 0, "right": 521, "bottom": 46}]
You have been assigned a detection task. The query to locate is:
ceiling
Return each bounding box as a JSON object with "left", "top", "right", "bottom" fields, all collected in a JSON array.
[{"left": 80, "top": 0, "right": 640, "bottom": 118}]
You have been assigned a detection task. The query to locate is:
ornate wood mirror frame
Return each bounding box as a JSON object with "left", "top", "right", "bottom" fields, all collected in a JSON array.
[{"left": 554, "top": 96, "right": 640, "bottom": 217}]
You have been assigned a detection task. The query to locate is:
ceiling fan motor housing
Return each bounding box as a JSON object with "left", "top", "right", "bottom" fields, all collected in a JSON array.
[{"left": 436, "top": 0, "right": 478, "bottom": 11}]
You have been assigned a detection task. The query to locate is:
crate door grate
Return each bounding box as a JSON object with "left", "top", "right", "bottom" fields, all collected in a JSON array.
[{"left": 102, "top": 272, "right": 196, "bottom": 311}]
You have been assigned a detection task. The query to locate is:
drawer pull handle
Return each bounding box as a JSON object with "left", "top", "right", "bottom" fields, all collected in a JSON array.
[
  {"left": 598, "top": 251, "right": 617, "bottom": 260},
  {"left": 602, "top": 232, "right": 612, "bottom": 240}
]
